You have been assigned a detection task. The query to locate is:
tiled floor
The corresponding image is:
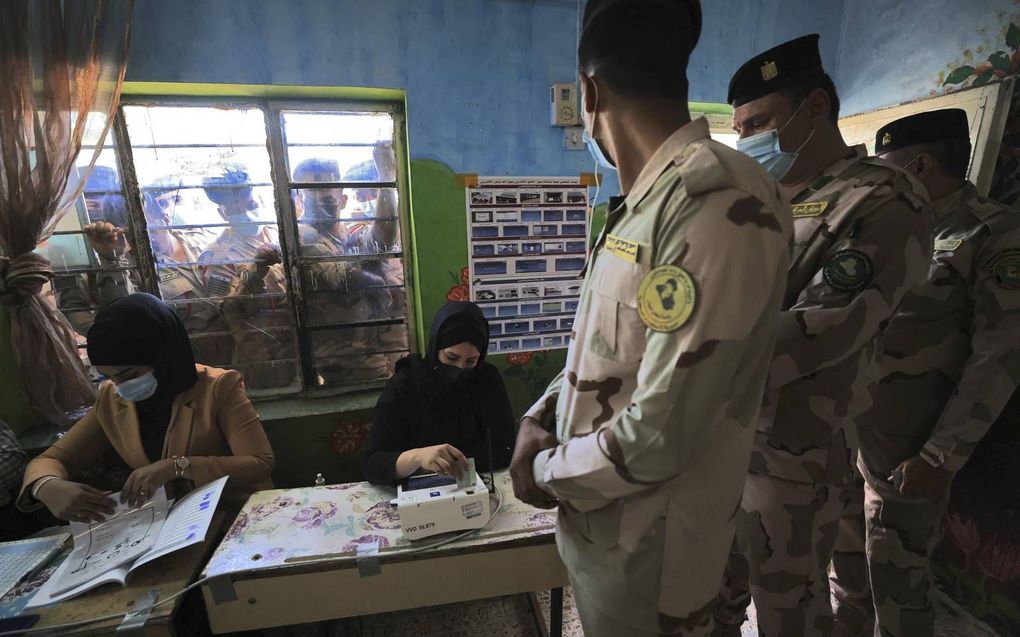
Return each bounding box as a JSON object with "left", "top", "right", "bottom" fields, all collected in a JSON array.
[{"left": 257, "top": 586, "right": 1002, "bottom": 636}]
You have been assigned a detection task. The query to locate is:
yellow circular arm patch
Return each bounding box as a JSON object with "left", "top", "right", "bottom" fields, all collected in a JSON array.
[{"left": 637, "top": 265, "right": 696, "bottom": 332}]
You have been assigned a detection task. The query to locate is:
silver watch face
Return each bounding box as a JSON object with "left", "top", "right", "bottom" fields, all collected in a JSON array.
[{"left": 176, "top": 456, "right": 191, "bottom": 469}]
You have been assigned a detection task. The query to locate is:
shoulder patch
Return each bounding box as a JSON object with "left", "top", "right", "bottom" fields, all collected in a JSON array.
[
  {"left": 988, "top": 249, "right": 1020, "bottom": 289},
  {"left": 677, "top": 141, "right": 728, "bottom": 197},
  {"left": 823, "top": 249, "right": 874, "bottom": 292},
  {"left": 637, "top": 265, "right": 696, "bottom": 332}
]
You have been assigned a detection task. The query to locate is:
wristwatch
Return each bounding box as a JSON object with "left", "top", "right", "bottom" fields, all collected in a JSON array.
[{"left": 172, "top": 455, "right": 191, "bottom": 478}]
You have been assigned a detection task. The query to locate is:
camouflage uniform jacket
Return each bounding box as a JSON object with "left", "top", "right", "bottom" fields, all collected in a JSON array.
[
  {"left": 205, "top": 228, "right": 294, "bottom": 390},
  {"left": 526, "top": 118, "right": 793, "bottom": 624},
  {"left": 54, "top": 230, "right": 213, "bottom": 335},
  {"left": 751, "top": 146, "right": 932, "bottom": 486},
  {"left": 298, "top": 226, "right": 400, "bottom": 384},
  {"left": 859, "top": 182, "right": 1020, "bottom": 471}
]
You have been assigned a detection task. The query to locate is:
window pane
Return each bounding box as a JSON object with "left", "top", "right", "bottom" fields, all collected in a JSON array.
[
  {"left": 46, "top": 145, "right": 142, "bottom": 341},
  {"left": 282, "top": 111, "right": 393, "bottom": 146},
  {"left": 282, "top": 111, "right": 395, "bottom": 183},
  {"left": 279, "top": 107, "right": 410, "bottom": 392},
  {"left": 122, "top": 105, "right": 268, "bottom": 148},
  {"left": 309, "top": 325, "right": 409, "bottom": 387},
  {"left": 293, "top": 187, "right": 401, "bottom": 254},
  {"left": 123, "top": 104, "right": 300, "bottom": 392}
]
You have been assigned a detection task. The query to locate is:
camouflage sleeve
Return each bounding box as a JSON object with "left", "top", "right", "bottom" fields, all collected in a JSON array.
[
  {"left": 522, "top": 368, "right": 565, "bottom": 432},
  {"left": 923, "top": 228, "right": 1020, "bottom": 471},
  {"left": 768, "top": 194, "right": 932, "bottom": 390},
  {"left": 373, "top": 188, "right": 399, "bottom": 249},
  {"left": 53, "top": 253, "right": 138, "bottom": 335},
  {"left": 534, "top": 189, "right": 790, "bottom": 511}
]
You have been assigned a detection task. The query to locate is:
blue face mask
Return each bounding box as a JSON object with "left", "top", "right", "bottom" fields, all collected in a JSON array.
[
  {"left": 228, "top": 210, "right": 263, "bottom": 237},
  {"left": 736, "top": 100, "right": 814, "bottom": 181},
  {"left": 582, "top": 84, "right": 616, "bottom": 171},
  {"left": 583, "top": 129, "right": 616, "bottom": 171},
  {"left": 115, "top": 372, "right": 158, "bottom": 402}
]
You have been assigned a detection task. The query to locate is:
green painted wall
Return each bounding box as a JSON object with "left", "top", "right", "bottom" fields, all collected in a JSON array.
[
  {"left": 407, "top": 159, "right": 609, "bottom": 418},
  {"left": 0, "top": 306, "right": 33, "bottom": 434}
]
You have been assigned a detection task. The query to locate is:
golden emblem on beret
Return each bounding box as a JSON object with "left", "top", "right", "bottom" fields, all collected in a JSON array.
[
  {"left": 882, "top": 132, "right": 892, "bottom": 146},
  {"left": 760, "top": 61, "right": 778, "bottom": 81}
]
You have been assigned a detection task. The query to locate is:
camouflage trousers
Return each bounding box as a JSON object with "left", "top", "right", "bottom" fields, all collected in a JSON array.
[
  {"left": 573, "top": 586, "right": 715, "bottom": 637},
  {"left": 714, "top": 473, "right": 853, "bottom": 637},
  {"left": 830, "top": 431, "right": 948, "bottom": 637},
  {"left": 830, "top": 464, "right": 873, "bottom": 637}
]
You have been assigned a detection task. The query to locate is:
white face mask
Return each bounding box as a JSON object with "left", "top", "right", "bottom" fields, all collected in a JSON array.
[
  {"left": 736, "top": 99, "right": 815, "bottom": 180},
  {"left": 114, "top": 372, "right": 158, "bottom": 402}
]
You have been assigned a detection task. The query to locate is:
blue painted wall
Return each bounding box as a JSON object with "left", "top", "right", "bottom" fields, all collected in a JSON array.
[
  {"left": 127, "top": 0, "right": 587, "bottom": 178},
  {"left": 687, "top": 0, "right": 845, "bottom": 104},
  {"left": 126, "top": 0, "right": 847, "bottom": 203},
  {"left": 835, "top": 0, "right": 1020, "bottom": 115}
]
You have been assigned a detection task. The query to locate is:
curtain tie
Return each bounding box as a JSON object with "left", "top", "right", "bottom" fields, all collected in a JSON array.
[{"left": 0, "top": 253, "right": 55, "bottom": 307}]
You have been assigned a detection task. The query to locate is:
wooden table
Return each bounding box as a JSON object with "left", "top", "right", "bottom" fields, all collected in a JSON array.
[
  {"left": 0, "top": 517, "right": 221, "bottom": 636},
  {"left": 200, "top": 471, "right": 568, "bottom": 634},
  {"left": 0, "top": 511, "right": 222, "bottom": 635}
]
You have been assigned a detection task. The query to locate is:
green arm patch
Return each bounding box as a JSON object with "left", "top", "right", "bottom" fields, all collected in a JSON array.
[{"left": 823, "top": 249, "right": 874, "bottom": 292}]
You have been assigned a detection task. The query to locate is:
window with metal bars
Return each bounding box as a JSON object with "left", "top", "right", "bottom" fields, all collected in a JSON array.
[{"left": 42, "top": 98, "right": 415, "bottom": 398}]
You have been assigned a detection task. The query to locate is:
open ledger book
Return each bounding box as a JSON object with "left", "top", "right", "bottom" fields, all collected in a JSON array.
[{"left": 27, "top": 476, "right": 228, "bottom": 607}]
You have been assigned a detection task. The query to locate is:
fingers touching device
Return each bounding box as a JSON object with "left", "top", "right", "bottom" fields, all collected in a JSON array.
[{"left": 393, "top": 458, "right": 491, "bottom": 540}]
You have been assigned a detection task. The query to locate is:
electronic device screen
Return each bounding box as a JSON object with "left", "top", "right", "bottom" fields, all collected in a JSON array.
[{"left": 402, "top": 474, "right": 458, "bottom": 492}]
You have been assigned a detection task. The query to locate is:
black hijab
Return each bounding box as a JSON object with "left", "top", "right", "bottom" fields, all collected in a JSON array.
[
  {"left": 427, "top": 301, "right": 489, "bottom": 367},
  {"left": 394, "top": 301, "right": 490, "bottom": 406},
  {"left": 364, "top": 301, "right": 515, "bottom": 485},
  {"left": 86, "top": 294, "right": 198, "bottom": 462}
]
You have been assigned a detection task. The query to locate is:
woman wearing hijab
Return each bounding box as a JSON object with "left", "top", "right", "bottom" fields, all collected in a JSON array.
[
  {"left": 363, "top": 301, "right": 515, "bottom": 486},
  {"left": 18, "top": 293, "right": 274, "bottom": 522}
]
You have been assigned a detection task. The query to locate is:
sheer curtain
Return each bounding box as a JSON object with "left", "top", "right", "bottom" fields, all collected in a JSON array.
[{"left": 0, "top": 0, "right": 133, "bottom": 425}]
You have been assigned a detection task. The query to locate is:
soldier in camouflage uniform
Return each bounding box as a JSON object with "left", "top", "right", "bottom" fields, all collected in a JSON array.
[
  {"left": 292, "top": 152, "right": 403, "bottom": 386},
  {"left": 55, "top": 175, "right": 233, "bottom": 366},
  {"left": 200, "top": 163, "right": 297, "bottom": 390},
  {"left": 510, "top": 2, "right": 794, "bottom": 635},
  {"left": 141, "top": 177, "right": 232, "bottom": 365},
  {"left": 828, "top": 110, "right": 1020, "bottom": 637},
  {"left": 53, "top": 166, "right": 133, "bottom": 334},
  {"left": 712, "top": 35, "right": 933, "bottom": 637}
]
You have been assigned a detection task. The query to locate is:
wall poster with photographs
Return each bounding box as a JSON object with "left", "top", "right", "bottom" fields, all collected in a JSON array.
[{"left": 466, "top": 177, "right": 589, "bottom": 353}]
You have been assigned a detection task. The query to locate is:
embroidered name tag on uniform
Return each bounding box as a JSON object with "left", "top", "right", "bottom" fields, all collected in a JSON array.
[
  {"left": 605, "top": 234, "right": 639, "bottom": 263},
  {"left": 934, "top": 238, "right": 962, "bottom": 252},
  {"left": 824, "top": 249, "right": 874, "bottom": 292},
  {"left": 791, "top": 202, "right": 828, "bottom": 218},
  {"left": 989, "top": 249, "right": 1020, "bottom": 289},
  {"left": 637, "top": 265, "right": 696, "bottom": 332}
]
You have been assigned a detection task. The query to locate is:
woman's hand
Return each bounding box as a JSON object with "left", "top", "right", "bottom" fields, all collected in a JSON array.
[
  {"left": 414, "top": 444, "right": 468, "bottom": 478},
  {"left": 122, "top": 459, "right": 176, "bottom": 508},
  {"left": 35, "top": 479, "right": 116, "bottom": 523}
]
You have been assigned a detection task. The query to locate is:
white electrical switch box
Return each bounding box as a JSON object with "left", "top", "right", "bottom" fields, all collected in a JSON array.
[{"left": 551, "top": 83, "right": 579, "bottom": 127}]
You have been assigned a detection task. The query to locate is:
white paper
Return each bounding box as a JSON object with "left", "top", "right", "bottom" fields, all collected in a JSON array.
[
  {"left": 26, "top": 477, "right": 228, "bottom": 607},
  {"left": 131, "top": 476, "right": 227, "bottom": 570},
  {"left": 27, "top": 563, "right": 130, "bottom": 608},
  {"left": 49, "top": 487, "right": 169, "bottom": 595}
]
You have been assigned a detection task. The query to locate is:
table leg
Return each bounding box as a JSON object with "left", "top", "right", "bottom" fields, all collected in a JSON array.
[{"left": 550, "top": 587, "right": 563, "bottom": 637}]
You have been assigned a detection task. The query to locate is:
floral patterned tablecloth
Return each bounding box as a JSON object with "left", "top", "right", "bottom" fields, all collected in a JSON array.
[{"left": 203, "top": 471, "right": 557, "bottom": 578}]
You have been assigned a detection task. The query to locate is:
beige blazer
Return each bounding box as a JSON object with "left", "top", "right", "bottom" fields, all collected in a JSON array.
[{"left": 19, "top": 365, "right": 274, "bottom": 509}]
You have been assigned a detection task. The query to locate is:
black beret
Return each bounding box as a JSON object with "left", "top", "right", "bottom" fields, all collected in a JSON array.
[
  {"left": 874, "top": 109, "right": 970, "bottom": 154},
  {"left": 728, "top": 34, "right": 825, "bottom": 107}
]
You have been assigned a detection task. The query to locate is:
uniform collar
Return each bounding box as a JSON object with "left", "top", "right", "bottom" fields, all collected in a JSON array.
[
  {"left": 623, "top": 117, "right": 712, "bottom": 212},
  {"left": 932, "top": 181, "right": 976, "bottom": 221},
  {"left": 790, "top": 144, "right": 868, "bottom": 201}
]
